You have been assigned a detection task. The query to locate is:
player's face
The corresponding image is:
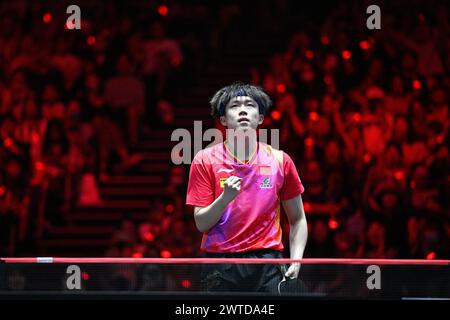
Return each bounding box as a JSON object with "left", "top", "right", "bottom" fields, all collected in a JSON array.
[{"left": 220, "top": 96, "right": 264, "bottom": 130}]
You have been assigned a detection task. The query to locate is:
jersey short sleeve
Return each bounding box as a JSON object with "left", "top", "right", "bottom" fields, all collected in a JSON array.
[
  {"left": 279, "top": 152, "right": 305, "bottom": 201},
  {"left": 186, "top": 150, "right": 215, "bottom": 207}
]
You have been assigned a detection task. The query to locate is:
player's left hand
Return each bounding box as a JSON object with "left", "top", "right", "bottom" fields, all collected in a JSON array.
[{"left": 284, "top": 263, "right": 301, "bottom": 279}]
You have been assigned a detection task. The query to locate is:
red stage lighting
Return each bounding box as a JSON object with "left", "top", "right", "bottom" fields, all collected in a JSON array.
[
  {"left": 394, "top": 170, "right": 405, "bottom": 180},
  {"left": 4, "top": 138, "right": 13, "bottom": 148},
  {"left": 0, "top": 186, "right": 6, "bottom": 197},
  {"left": 161, "top": 250, "right": 172, "bottom": 258},
  {"left": 342, "top": 50, "right": 352, "bottom": 60},
  {"left": 309, "top": 112, "right": 319, "bottom": 122},
  {"left": 43, "top": 13, "right": 52, "bottom": 24},
  {"left": 143, "top": 232, "right": 155, "bottom": 242},
  {"left": 426, "top": 251, "right": 436, "bottom": 260},
  {"left": 271, "top": 110, "right": 281, "bottom": 121},
  {"left": 35, "top": 162, "right": 45, "bottom": 171},
  {"left": 328, "top": 218, "right": 339, "bottom": 230},
  {"left": 303, "top": 202, "right": 311, "bottom": 212},
  {"left": 276, "top": 83, "right": 286, "bottom": 94},
  {"left": 412, "top": 80, "right": 422, "bottom": 90},
  {"left": 305, "top": 137, "right": 314, "bottom": 147},
  {"left": 359, "top": 40, "right": 370, "bottom": 50},
  {"left": 305, "top": 50, "right": 314, "bottom": 59},
  {"left": 87, "top": 36, "right": 96, "bottom": 46},
  {"left": 158, "top": 5, "right": 169, "bottom": 17},
  {"left": 352, "top": 112, "right": 361, "bottom": 122},
  {"left": 31, "top": 132, "right": 40, "bottom": 144},
  {"left": 181, "top": 279, "right": 192, "bottom": 289}
]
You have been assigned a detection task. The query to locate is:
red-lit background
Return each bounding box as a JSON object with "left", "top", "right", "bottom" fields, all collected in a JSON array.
[{"left": 0, "top": 1, "right": 448, "bottom": 262}]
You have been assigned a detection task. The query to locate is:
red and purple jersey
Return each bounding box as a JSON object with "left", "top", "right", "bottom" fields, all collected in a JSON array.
[{"left": 186, "top": 142, "right": 305, "bottom": 253}]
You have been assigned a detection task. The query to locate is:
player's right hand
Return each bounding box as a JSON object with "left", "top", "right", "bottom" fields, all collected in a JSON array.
[{"left": 223, "top": 176, "right": 242, "bottom": 202}]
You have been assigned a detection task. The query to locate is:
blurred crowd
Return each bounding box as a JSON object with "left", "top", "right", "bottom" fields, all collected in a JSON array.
[
  {"left": 252, "top": 0, "right": 449, "bottom": 259},
  {"left": 0, "top": 0, "right": 212, "bottom": 255},
  {"left": 0, "top": 1, "right": 448, "bottom": 260}
]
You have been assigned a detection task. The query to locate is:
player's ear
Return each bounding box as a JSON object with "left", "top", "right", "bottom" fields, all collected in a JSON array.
[
  {"left": 258, "top": 114, "right": 264, "bottom": 125},
  {"left": 220, "top": 115, "right": 227, "bottom": 126}
]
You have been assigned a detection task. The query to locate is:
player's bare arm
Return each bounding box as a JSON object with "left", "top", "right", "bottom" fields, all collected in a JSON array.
[{"left": 282, "top": 194, "right": 308, "bottom": 279}]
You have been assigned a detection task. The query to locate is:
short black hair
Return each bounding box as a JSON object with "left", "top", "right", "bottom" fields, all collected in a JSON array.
[{"left": 209, "top": 82, "right": 272, "bottom": 119}]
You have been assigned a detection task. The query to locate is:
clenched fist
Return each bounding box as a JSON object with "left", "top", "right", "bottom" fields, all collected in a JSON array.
[{"left": 223, "top": 176, "right": 242, "bottom": 202}]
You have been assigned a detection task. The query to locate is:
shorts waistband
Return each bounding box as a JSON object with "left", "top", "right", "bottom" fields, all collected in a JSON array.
[{"left": 204, "top": 249, "right": 283, "bottom": 258}]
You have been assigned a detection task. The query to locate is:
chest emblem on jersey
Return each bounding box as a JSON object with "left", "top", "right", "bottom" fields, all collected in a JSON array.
[
  {"left": 260, "top": 177, "right": 273, "bottom": 189},
  {"left": 219, "top": 177, "right": 227, "bottom": 188}
]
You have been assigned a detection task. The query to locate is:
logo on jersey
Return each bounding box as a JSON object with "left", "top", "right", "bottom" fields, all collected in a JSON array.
[
  {"left": 219, "top": 178, "right": 227, "bottom": 188},
  {"left": 217, "top": 168, "right": 234, "bottom": 174},
  {"left": 260, "top": 177, "right": 273, "bottom": 189}
]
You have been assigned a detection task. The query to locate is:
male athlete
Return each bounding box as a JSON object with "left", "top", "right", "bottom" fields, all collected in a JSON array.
[{"left": 186, "top": 82, "right": 308, "bottom": 293}]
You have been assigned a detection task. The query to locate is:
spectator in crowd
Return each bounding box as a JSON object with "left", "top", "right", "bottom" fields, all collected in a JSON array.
[
  {"left": 142, "top": 20, "right": 183, "bottom": 125},
  {"left": 104, "top": 53, "right": 145, "bottom": 146}
]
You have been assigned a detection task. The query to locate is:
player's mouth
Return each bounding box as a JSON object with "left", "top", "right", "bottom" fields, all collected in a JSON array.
[{"left": 238, "top": 117, "right": 250, "bottom": 123}]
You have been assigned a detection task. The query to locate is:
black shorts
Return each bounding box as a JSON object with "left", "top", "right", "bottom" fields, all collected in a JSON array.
[{"left": 200, "top": 249, "right": 285, "bottom": 294}]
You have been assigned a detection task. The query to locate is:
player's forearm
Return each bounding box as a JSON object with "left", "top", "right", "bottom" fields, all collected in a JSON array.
[
  {"left": 194, "top": 192, "right": 232, "bottom": 232},
  {"left": 289, "top": 215, "right": 308, "bottom": 260}
]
